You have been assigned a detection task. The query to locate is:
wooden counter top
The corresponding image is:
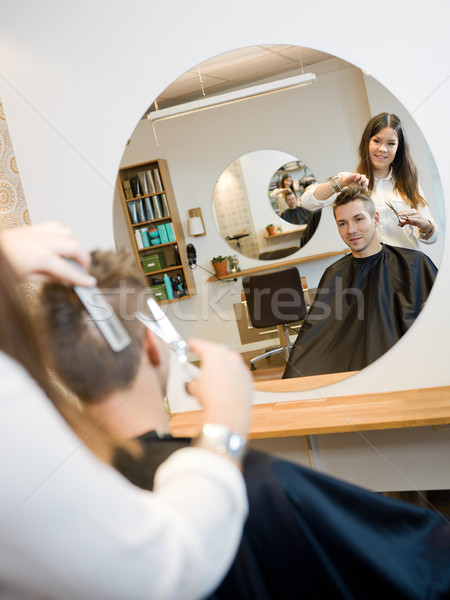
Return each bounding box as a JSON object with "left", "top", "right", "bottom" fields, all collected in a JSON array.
[
  {"left": 170, "top": 384, "right": 450, "bottom": 439},
  {"left": 206, "top": 249, "right": 348, "bottom": 282}
]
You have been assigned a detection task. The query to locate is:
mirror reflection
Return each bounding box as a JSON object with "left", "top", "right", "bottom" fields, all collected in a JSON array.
[
  {"left": 268, "top": 160, "right": 316, "bottom": 219},
  {"left": 212, "top": 151, "right": 321, "bottom": 260},
  {"left": 116, "top": 43, "right": 444, "bottom": 390}
]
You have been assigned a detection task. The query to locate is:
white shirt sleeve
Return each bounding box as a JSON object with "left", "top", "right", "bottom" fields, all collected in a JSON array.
[
  {"left": 300, "top": 183, "right": 337, "bottom": 211},
  {"left": 0, "top": 352, "right": 247, "bottom": 600}
]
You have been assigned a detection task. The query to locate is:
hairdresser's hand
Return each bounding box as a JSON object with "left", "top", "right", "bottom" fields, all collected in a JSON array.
[
  {"left": 337, "top": 172, "right": 369, "bottom": 190},
  {"left": 396, "top": 208, "right": 431, "bottom": 231},
  {"left": 187, "top": 339, "right": 253, "bottom": 439},
  {"left": 0, "top": 222, "right": 96, "bottom": 286}
]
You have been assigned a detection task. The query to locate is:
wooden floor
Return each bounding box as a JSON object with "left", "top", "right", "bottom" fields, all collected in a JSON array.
[
  {"left": 241, "top": 347, "right": 287, "bottom": 382},
  {"left": 192, "top": 346, "right": 287, "bottom": 382}
]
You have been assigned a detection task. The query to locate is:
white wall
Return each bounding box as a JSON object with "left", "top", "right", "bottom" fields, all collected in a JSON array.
[{"left": 0, "top": 0, "right": 449, "bottom": 404}]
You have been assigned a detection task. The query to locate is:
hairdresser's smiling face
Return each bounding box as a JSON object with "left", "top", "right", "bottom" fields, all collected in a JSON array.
[
  {"left": 368, "top": 127, "right": 398, "bottom": 178},
  {"left": 335, "top": 199, "right": 381, "bottom": 258}
]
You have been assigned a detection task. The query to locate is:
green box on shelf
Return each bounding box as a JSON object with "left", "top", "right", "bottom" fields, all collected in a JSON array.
[
  {"left": 151, "top": 283, "right": 168, "bottom": 302},
  {"left": 141, "top": 253, "right": 166, "bottom": 273}
]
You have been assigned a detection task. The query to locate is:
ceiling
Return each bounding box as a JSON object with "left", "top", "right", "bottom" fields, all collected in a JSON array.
[{"left": 149, "top": 45, "right": 333, "bottom": 112}]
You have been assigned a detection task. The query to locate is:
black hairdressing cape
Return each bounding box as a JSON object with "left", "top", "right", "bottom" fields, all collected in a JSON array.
[
  {"left": 283, "top": 244, "right": 437, "bottom": 378},
  {"left": 115, "top": 433, "right": 450, "bottom": 600}
]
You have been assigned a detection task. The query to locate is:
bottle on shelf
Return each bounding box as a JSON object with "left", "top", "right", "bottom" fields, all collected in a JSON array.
[
  {"left": 140, "top": 228, "right": 150, "bottom": 248},
  {"left": 145, "top": 169, "right": 156, "bottom": 194},
  {"left": 135, "top": 198, "right": 147, "bottom": 222},
  {"left": 134, "top": 230, "right": 144, "bottom": 250},
  {"left": 153, "top": 168, "right": 163, "bottom": 193},
  {"left": 127, "top": 200, "right": 139, "bottom": 224},
  {"left": 153, "top": 195, "right": 163, "bottom": 219},
  {"left": 122, "top": 179, "right": 133, "bottom": 199},
  {"left": 144, "top": 196, "right": 155, "bottom": 220},
  {"left": 173, "top": 244, "right": 181, "bottom": 266},
  {"left": 130, "top": 174, "right": 142, "bottom": 198},
  {"left": 176, "top": 274, "right": 187, "bottom": 296},
  {"left": 163, "top": 273, "right": 174, "bottom": 300}
]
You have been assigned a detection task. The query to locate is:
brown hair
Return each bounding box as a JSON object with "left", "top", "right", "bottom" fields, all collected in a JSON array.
[
  {"left": 0, "top": 244, "right": 115, "bottom": 462},
  {"left": 40, "top": 250, "right": 148, "bottom": 404},
  {"left": 356, "top": 112, "right": 426, "bottom": 209},
  {"left": 333, "top": 187, "right": 376, "bottom": 218},
  {"left": 280, "top": 172, "right": 294, "bottom": 191}
]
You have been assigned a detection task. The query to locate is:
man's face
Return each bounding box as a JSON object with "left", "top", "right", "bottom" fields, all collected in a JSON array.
[
  {"left": 286, "top": 193, "right": 297, "bottom": 209},
  {"left": 334, "top": 199, "right": 381, "bottom": 258}
]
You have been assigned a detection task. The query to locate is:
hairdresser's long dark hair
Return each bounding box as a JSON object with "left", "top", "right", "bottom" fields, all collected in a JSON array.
[
  {"left": 0, "top": 245, "right": 114, "bottom": 462},
  {"left": 356, "top": 112, "right": 426, "bottom": 209},
  {"left": 279, "top": 172, "right": 295, "bottom": 192}
]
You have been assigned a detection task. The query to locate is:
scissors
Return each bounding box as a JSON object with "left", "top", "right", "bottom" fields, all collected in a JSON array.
[
  {"left": 385, "top": 199, "right": 408, "bottom": 226},
  {"left": 136, "top": 297, "right": 194, "bottom": 383}
]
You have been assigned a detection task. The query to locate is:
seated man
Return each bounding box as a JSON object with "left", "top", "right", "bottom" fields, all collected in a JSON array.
[
  {"left": 280, "top": 191, "right": 311, "bottom": 225},
  {"left": 40, "top": 250, "right": 449, "bottom": 600},
  {"left": 283, "top": 187, "right": 437, "bottom": 378}
]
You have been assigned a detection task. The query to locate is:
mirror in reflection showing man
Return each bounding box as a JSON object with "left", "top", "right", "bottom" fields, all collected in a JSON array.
[
  {"left": 281, "top": 192, "right": 311, "bottom": 226},
  {"left": 213, "top": 151, "right": 321, "bottom": 260}
]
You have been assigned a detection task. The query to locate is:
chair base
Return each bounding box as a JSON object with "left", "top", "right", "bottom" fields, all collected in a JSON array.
[{"left": 250, "top": 325, "right": 292, "bottom": 370}]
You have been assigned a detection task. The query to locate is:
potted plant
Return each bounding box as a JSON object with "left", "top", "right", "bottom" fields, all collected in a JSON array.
[
  {"left": 228, "top": 255, "right": 240, "bottom": 273},
  {"left": 266, "top": 224, "right": 275, "bottom": 236},
  {"left": 211, "top": 255, "right": 229, "bottom": 277}
]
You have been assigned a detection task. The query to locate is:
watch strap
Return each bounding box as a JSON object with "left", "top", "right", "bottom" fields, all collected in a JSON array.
[
  {"left": 329, "top": 176, "right": 342, "bottom": 194},
  {"left": 194, "top": 423, "right": 246, "bottom": 461}
]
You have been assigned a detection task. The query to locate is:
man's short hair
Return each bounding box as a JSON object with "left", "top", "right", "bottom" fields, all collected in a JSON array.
[
  {"left": 333, "top": 187, "right": 376, "bottom": 218},
  {"left": 41, "top": 250, "right": 150, "bottom": 404},
  {"left": 284, "top": 190, "right": 296, "bottom": 200}
]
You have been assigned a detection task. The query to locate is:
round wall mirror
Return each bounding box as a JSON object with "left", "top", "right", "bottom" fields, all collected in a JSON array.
[
  {"left": 115, "top": 43, "right": 444, "bottom": 389},
  {"left": 212, "top": 151, "right": 321, "bottom": 260}
]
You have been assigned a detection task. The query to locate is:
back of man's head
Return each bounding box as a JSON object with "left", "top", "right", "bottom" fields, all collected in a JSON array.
[
  {"left": 41, "top": 250, "right": 148, "bottom": 404},
  {"left": 333, "top": 187, "right": 376, "bottom": 218}
]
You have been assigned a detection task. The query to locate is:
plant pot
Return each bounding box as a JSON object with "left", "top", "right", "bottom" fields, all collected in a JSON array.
[
  {"left": 266, "top": 225, "right": 275, "bottom": 236},
  {"left": 212, "top": 259, "right": 229, "bottom": 277}
]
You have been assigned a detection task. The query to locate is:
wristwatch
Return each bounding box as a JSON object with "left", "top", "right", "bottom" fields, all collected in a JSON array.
[
  {"left": 329, "top": 176, "right": 342, "bottom": 194},
  {"left": 194, "top": 423, "right": 247, "bottom": 461}
]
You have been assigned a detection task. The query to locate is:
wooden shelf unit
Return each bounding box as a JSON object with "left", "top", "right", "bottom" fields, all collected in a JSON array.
[{"left": 118, "top": 159, "right": 196, "bottom": 303}]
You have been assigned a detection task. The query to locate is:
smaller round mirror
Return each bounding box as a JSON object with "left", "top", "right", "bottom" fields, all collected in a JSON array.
[{"left": 212, "top": 150, "right": 321, "bottom": 261}]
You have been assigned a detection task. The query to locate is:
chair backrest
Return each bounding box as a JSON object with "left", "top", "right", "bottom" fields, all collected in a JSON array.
[{"left": 243, "top": 267, "right": 307, "bottom": 329}]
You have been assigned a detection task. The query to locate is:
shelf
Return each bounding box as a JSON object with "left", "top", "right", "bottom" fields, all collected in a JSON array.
[
  {"left": 206, "top": 250, "right": 349, "bottom": 281},
  {"left": 138, "top": 241, "right": 178, "bottom": 252},
  {"left": 144, "top": 265, "right": 183, "bottom": 277},
  {"left": 158, "top": 293, "right": 194, "bottom": 305},
  {"left": 131, "top": 216, "right": 171, "bottom": 228},
  {"left": 126, "top": 191, "right": 166, "bottom": 201}
]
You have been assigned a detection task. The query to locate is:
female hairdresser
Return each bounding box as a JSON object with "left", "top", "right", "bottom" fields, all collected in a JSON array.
[
  {"left": 269, "top": 172, "right": 297, "bottom": 213},
  {"left": 0, "top": 223, "right": 252, "bottom": 600},
  {"left": 301, "top": 112, "right": 438, "bottom": 250}
]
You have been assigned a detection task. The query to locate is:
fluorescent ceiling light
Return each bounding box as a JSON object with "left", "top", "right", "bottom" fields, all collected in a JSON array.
[{"left": 147, "top": 72, "right": 316, "bottom": 123}]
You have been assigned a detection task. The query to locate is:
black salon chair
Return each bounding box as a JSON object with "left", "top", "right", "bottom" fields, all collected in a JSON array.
[{"left": 243, "top": 267, "right": 307, "bottom": 370}]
